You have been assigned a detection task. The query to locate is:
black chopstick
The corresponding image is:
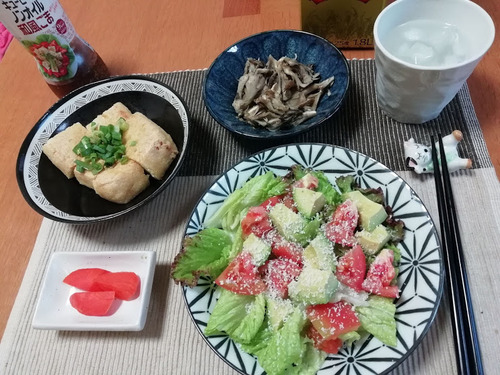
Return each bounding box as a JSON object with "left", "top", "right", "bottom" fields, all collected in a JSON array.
[{"left": 431, "top": 135, "right": 483, "bottom": 375}]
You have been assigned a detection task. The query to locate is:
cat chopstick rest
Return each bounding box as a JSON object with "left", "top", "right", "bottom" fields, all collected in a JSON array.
[{"left": 404, "top": 130, "right": 472, "bottom": 174}]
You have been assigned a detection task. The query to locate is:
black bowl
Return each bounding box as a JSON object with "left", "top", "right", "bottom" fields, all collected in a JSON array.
[{"left": 17, "top": 75, "right": 190, "bottom": 223}]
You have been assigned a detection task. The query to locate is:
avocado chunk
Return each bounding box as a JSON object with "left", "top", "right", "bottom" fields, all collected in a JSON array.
[
  {"left": 269, "top": 203, "right": 306, "bottom": 243},
  {"left": 343, "top": 190, "right": 387, "bottom": 231},
  {"left": 288, "top": 267, "right": 338, "bottom": 305},
  {"left": 303, "top": 233, "right": 336, "bottom": 271},
  {"left": 266, "top": 297, "right": 295, "bottom": 331},
  {"left": 356, "top": 225, "right": 391, "bottom": 254},
  {"left": 293, "top": 187, "right": 326, "bottom": 218},
  {"left": 242, "top": 233, "right": 271, "bottom": 266}
]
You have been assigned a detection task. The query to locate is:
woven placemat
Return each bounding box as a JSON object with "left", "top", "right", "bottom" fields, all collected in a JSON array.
[
  {"left": 148, "top": 60, "right": 491, "bottom": 178},
  {"left": 1, "top": 60, "right": 499, "bottom": 375}
]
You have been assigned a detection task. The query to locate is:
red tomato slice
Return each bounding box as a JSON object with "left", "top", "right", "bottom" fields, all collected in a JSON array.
[
  {"left": 306, "top": 301, "right": 361, "bottom": 340},
  {"left": 259, "top": 195, "right": 283, "bottom": 210},
  {"left": 259, "top": 258, "right": 302, "bottom": 299},
  {"left": 94, "top": 272, "right": 140, "bottom": 301},
  {"left": 63, "top": 268, "right": 111, "bottom": 291},
  {"left": 306, "top": 324, "right": 343, "bottom": 354},
  {"left": 215, "top": 252, "right": 266, "bottom": 295},
  {"left": 69, "top": 291, "right": 115, "bottom": 316},
  {"left": 362, "top": 249, "right": 399, "bottom": 298},
  {"left": 268, "top": 231, "right": 304, "bottom": 265},
  {"left": 241, "top": 206, "right": 273, "bottom": 238},
  {"left": 325, "top": 200, "right": 359, "bottom": 247},
  {"left": 335, "top": 245, "right": 366, "bottom": 291},
  {"left": 281, "top": 192, "right": 297, "bottom": 212}
]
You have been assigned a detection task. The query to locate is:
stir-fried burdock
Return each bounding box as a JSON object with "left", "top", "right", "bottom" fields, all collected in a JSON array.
[{"left": 232, "top": 56, "right": 334, "bottom": 130}]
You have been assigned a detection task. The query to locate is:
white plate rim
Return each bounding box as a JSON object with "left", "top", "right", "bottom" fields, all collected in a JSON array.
[{"left": 32, "top": 250, "right": 156, "bottom": 331}]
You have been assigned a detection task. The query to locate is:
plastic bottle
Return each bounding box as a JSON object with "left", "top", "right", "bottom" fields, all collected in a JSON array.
[{"left": 0, "top": 0, "right": 110, "bottom": 98}]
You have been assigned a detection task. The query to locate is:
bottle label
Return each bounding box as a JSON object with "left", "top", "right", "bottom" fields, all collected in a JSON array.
[{"left": 0, "top": 0, "right": 78, "bottom": 81}]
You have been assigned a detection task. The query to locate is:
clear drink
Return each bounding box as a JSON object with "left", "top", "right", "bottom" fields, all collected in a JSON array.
[{"left": 383, "top": 19, "right": 468, "bottom": 67}]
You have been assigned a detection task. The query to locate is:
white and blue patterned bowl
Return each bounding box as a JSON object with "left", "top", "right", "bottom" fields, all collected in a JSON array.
[
  {"left": 16, "top": 75, "right": 190, "bottom": 223},
  {"left": 203, "top": 30, "right": 350, "bottom": 139},
  {"left": 182, "top": 144, "right": 444, "bottom": 375}
]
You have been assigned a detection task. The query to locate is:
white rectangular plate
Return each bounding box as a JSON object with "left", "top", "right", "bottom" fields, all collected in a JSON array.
[{"left": 32, "top": 251, "right": 156, "bottom": 331}]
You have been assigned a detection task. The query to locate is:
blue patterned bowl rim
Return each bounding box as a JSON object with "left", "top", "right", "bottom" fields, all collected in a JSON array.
[{"left": 203, "top": 30, "right": 350, "bottom": 139}]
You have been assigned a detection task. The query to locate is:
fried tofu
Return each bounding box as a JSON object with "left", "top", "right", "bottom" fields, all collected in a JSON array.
[
  {"left": 93, "top": 160, "right": 150, "bottom": 204},
  {"left": 42, "top": 122, "right": 88, "bottom": 179},
  {"left": 43, "top": 102, "right": 178, "bottom": 204},
  {"left": 74, "top": 168, "right": 96, "bottom": 189},
  {"left": 88, "top": 102, "right": 133, "bottom": 130},
  {"left": 123, "top": 112, "right": 179, "bottom": 179}
]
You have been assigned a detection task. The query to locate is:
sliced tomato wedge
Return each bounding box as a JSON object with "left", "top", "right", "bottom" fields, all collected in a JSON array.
[
  {"left": 281, "top": 192, "right": 297, "bottom": 212},
  {"left": 259, "top": 195, "right": 283, "bottom": 210},
  {"left": 94, "top": 272, "right": 140, "bottom": 301},
  {"left": 69, "top": 291, "right": 115, "bottom": 316},
  {"left": 325, "top": 200, "right": 359, "bottom": 247},
  {"left": 63, "top": 268, "right": 110, "bottom": 291},
  {"left": 306, "top": 301, "right": 361, "bottom": 340},
  {"left": 241, "top": 206, "right": 273, "bottom": 238},
  {"left": 215, "top": 252, "right": 266, "bottom": 295},
  {"left": 306, "top": 324, "right": 343, "bottom": 354},
  {"left": 268, "top": 231, "right": 303, "bottom": 265},
  {"left": 361, "top": 248, "right": 399, "bottom": 298},
  {"left": 335, "top": 245, "right": 366, "bottom": 291},
  {"left": 259, "top": 258, "right": 302, "bottom": 299}
]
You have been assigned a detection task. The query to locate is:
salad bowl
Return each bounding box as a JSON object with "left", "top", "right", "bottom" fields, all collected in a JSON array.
[
  {"left": 203, "top": 30, "right": 349, "bottom": 139},
  {"left": 181, "top": 143, "right": 444, "bottom": 374},
  {"left": 16, "top": 75, "right": 190, "bottom": 224}
]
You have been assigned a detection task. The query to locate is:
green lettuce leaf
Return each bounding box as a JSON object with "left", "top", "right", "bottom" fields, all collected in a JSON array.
[
  {"left": 255, "top": 307, "right": 307, "bottom": 375},
  {"left": 171, "top": 228, "right": 233, "bottom": 286},
  {"left": 315, "top": 171, "right": 342, "bottom": 206},
  {"left": 205, "top": 172, "right": 288, "bottom": 232},
  {"left": 356, "top": 295, "right": 397, "bottom": 346},
  {"left": 339, "top": 330, "right": 361, "bottom": 346},
  {"left": 205, "top": 289, "right": 266, "bottom": 344},
  {"left": 287, "top": 342, "right": 327, "bottom": 375},
  {"left": 291, "top": 165, "right": 341, "bottom": 206},
  {"left": 384, "top": 207, "right": 405, "bottom": 244},
  {"left": 336, "top": 175, "right": 356, "bottom": 194},
  {"left": 239, "top": 319, "right": 273, "bottom": 356}
]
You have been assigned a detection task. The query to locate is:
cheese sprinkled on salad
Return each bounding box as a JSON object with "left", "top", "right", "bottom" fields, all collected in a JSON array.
[{"left": 172, "top": 165, "right": 405, "bottom": 374}]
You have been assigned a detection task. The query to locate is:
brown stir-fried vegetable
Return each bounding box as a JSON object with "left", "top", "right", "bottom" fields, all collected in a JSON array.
[{"left": 232, "top": 55, "right": 334, "bottom": 130}]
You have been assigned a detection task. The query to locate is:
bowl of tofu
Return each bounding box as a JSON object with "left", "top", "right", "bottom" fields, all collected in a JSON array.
[{"left": 16, "top": 75, "right": 190, "bottom": 223}]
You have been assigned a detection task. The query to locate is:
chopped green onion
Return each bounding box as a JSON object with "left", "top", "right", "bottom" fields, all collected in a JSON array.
[
  {"left": 93, "top": 145, "right": 106, "bottom": 154},
  {"left": 129, "top": 140, "right": 137, "bottom": 147},
  {"left": 116, "top": 117, "right": 128, "bottom": 131},
  {"left": 72, "top": 118, "right": 130, "bottom": 175}
]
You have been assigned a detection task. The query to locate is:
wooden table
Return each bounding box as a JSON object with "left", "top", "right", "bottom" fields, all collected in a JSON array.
[{"left": 0, "top": 0, "right": 498, "bottom": 341}]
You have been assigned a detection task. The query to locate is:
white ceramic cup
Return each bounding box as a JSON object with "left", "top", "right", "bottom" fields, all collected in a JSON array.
[{"left": 373, "top": 0, "right": 495, "bottom": 124}]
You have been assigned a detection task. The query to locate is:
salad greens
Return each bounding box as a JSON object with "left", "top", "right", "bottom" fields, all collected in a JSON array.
[
  {"left": 204, "top": 171, "right": 288, "bottom": 232},
  {"left": 171, "top": 228, "right": 234, "bottom": 287},
  {"left": 172, "top": 166, "right": 405, "bottom": 375}
]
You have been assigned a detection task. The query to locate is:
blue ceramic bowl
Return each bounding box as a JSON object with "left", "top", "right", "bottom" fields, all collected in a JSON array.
[{"left": 203, "top": 30, "right": 350, "bottom": 139}]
